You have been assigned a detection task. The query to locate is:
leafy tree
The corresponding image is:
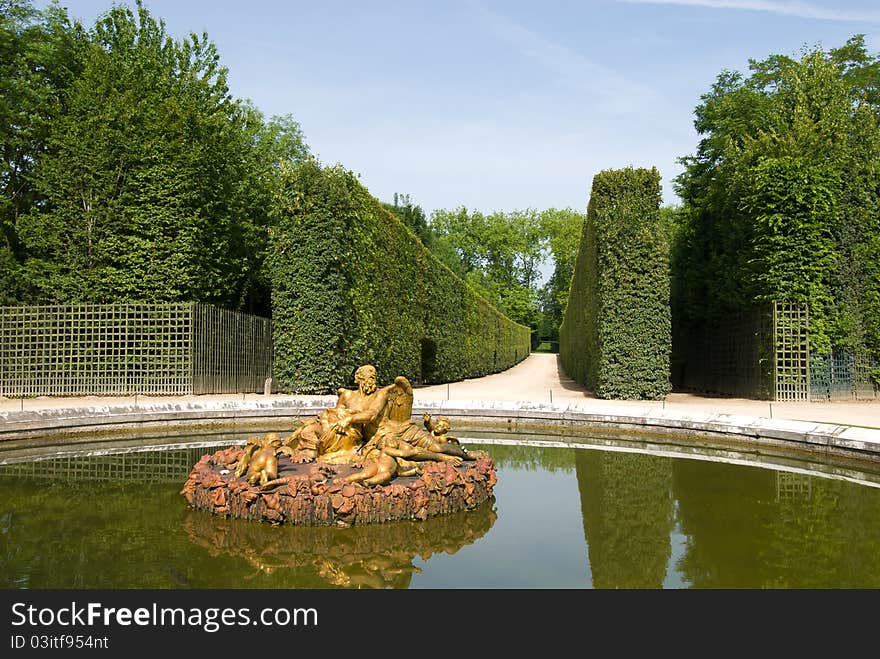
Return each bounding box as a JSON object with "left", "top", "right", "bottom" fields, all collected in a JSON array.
[
  {"left": 234, "top": 105, "right": 309, "bottom": 315},
  {"left": 5, "top": 0, "right": 308, "bottom": 312},
  {"left": 674, "top": 35, "right": 880, "bottom": 355},
  {"left": 538, "top": 208, "right": 584, "bottom": 342},
  {"left": 428, "top": 206, "right": 489, "bottom": 274},
  {"left": 21, "top": 1, "right": 240, "bottom": 303},
  {"left": 425, "top": 205, "right": 584, "bottom": 343},
  {"left": 0, "top": 0, "right": 86, "bottom": 303},
  {"left": 429, "top": 206, "right": 546, "bottom": 334},
  {"left": 741, "top": 156, "right": 839, "bottom": 353}
]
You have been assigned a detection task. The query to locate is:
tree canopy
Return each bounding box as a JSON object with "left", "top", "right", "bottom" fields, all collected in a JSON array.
[
  {"left": 673, "top": 35, "right": 880, "bottom": 355},
  {"left": 0, "top": 0, "right": 308, "bottom": 314},
  {"left": 427, "top": 205, "right": 584, "bottom": 341}
]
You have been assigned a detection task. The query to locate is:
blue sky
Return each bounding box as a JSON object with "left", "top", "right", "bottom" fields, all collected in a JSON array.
[{"left": 34, "top": 0, "right": 880, "bottom": 218}]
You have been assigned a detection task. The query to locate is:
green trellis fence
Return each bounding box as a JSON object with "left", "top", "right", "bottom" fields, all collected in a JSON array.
[
  {"left": 0, "top": 303, "right": 273, "bottom": 397},
  {"left": 673, "top": 301, "right": 878, "bottom": 401},
  {"left": 809, "top": 349, "right": 879, "bottom": 402}
]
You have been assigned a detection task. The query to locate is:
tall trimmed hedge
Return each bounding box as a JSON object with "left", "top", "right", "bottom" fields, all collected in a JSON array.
[
  {"left": 268, "top": 159, "right": 531, "bottom": 393},
  {"left": 559, "top": 167, "right": 671, "bottom": 399}
]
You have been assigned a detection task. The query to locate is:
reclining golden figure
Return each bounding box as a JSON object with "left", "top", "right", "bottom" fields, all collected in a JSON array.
[{"left": 283, "top": 364, "right": 474, "bottom": 485}]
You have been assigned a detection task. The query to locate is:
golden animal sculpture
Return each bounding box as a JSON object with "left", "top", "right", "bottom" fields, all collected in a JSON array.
[{"left": 235, "top": 433, "right": 284, "bottom": 487}]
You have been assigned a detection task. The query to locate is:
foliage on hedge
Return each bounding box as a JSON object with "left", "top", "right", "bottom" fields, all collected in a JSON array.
[
  {"left": 268, "top": 159, "right": 531, "bottom": 393},
  {"left": 559, "top": 167, "right": 671, "bottom": 399},
  {"left": 673, "top": 38, "right": 880, "bottom": 358},
  {"left": 742, "top": 156, "right": 839, "bottom": 354}
]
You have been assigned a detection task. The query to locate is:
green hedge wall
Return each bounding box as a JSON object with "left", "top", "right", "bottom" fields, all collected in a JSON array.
[
  {"left": 559, "top": 167, "right": 671, "bottom": 399},
  {"left": 268, "top": 159, "right": 531, "bottom": 393}
]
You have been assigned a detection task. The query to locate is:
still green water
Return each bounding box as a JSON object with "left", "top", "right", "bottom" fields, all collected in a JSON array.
[{"left": 3, "top": 430, "right": 880, "bottom": 589}]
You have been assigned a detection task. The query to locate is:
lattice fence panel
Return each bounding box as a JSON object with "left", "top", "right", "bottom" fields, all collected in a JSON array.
[
  {"left": 0, "top": 304, "right": 193, "bottom": 396},
  {"left": 811, "top": 349, "right": 879, "bottom": 401},
  {"left": 192, "top": 304, "right": 273, "bottom": 394},
  {"left": 673, "top": 305, "right": 774, "bottom": 399},
  {"left": 851, "top": 350, "right": 879, "bottom": 400},
  {"left": 1, "top": 303, "right": 272, "bottom": 396},
  {"left": 773, "top": 302, "right": 810, "bottom": 402},
  {"left": 809, "top": 353, "right": 831, "bottom": 402}
]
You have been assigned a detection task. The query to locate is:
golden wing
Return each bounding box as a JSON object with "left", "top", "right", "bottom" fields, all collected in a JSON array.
[{"left": 385, "top": 376, "right": 414, "bottom": 422}]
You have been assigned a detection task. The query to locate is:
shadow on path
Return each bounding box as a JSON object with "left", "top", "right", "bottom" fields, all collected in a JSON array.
[{"left": 554, "top": 354, "right": 596, "bottom": 396}]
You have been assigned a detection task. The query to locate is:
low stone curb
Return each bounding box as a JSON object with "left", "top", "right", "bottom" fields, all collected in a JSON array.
[{"left": 2, "top": 397, "right": 879, "bottom": 462}]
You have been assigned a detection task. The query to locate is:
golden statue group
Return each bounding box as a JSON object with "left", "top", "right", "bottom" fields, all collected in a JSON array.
[{"left": 181, "top": 365, "right": 497, "bottom": 526}]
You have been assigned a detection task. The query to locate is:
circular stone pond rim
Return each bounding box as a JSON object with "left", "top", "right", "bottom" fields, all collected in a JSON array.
[{"left": 1, "top": 397, "right": 879, "bottom": 465}]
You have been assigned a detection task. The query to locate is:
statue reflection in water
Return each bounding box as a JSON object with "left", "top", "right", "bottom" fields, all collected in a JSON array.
[{"left": 182, "top": 499, "right": 497, "bottom": 588}]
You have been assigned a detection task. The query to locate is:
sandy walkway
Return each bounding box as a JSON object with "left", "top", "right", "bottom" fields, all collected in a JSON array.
[
  {"left": 414, "top": 354, "right": 880, "bottom": 428},
  {"left": 1, "top": 353, "right": 877, "bottom": 429}
]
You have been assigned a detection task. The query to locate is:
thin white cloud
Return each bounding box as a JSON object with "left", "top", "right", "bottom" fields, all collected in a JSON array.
[
  {"left": 468, "top": 1, "right": 662, "bottom": 114},
  {"left": 618, "top": 0, "right": 880, "bottom": 23}
]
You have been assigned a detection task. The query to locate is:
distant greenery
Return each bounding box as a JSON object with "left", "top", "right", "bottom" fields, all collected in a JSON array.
[
  {"left": 387, "top": 201, "right": 583, "bottom": 348},
  {"left": 673, "top": 35, "right": 880, "bottom": 357}
]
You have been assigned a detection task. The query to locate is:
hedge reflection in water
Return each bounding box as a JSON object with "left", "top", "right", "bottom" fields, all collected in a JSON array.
[{"left": 3, "top": 437, "right": 880, "bottom": 588}]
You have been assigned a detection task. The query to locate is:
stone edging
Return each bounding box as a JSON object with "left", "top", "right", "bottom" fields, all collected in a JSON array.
[{"left": 1, "top": 397, "right": 879, "bottom": 461}]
